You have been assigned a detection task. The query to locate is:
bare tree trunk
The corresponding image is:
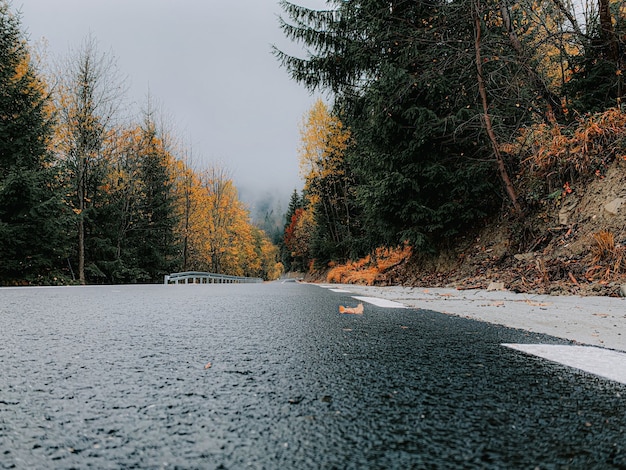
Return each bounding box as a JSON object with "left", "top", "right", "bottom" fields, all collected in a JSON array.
[
  {"left": 183, "top": 182, "right": 190, "bottom": 270},
  {"left": 473, "top": 0, "right": 522, "bottom": 214},
  {"left": 78, "top": 155, "right": 86, "bottom": 284},
  {"left": 598, "top": 0, "right": 619, "bottom": 62}
]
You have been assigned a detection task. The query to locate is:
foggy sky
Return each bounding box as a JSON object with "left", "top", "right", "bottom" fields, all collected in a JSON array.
[{"left": 17, "top": 0, "right": 328, "bottom": 206}]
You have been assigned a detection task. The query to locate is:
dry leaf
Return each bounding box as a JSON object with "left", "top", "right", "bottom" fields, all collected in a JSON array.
[
  {"left": 204, "top": 362, "right": 212, "bottom": 369},
  {"left": 339, "top": 303, "right": 364, "bottom": 314}
]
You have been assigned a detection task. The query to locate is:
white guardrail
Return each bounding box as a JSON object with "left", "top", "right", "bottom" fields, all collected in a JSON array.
[{"left": 164, "top": 271, "right": 263, "bottom": 285}]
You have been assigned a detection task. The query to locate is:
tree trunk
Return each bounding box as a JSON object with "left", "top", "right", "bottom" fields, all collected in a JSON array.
[
  {"left": 78, "top": 154, "right": 86, "bottom": 285},
  {"left": 598, "top": 0, "right": 619, "bottom": 63},
  {"left": 473, "top": 0, "right": 522, "bottom": 214}
]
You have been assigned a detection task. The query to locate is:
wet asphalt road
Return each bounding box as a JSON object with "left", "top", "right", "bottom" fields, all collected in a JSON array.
[{"left": 1, "top": 282, "right": 626, "bottom": 469}]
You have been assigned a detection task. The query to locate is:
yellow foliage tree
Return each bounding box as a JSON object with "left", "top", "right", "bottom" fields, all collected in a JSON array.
[
  {"left": 297, "top": 99, "right": 357, "bottom": 263},
  {"left": 299, "top": 98, "right": 351, "bottom": 202},
  {"left": 171, "top": 161, "right": 282, "bottom": 280}
]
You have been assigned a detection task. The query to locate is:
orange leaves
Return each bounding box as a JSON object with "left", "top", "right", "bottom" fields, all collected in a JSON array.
[
  {"left": 510, "top": 108, "right": 626, "bottom": 200},
  {"left": 327, "top": 244, "right": 412, "bottom": 285},
  {"left": 586, "top": 230, "right": 626, "bottom": 281},
  {"left": 339, "top": 303, "right": 364, "bottom": 314},
  {"left": 284, "top": 207, "right": 315, "bottom": 260}
]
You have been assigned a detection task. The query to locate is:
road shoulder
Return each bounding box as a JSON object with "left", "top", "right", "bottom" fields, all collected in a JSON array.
[{"left": 323, "top": 284, "right": 626, "bottom": 352}]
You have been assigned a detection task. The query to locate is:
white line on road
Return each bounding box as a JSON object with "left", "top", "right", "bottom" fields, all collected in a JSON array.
[
  {"left": 329, "top": 288, "right": 352, "bottom": 293},
  {"left": 352, "top": 296, "right": 407, "bottom": 309},
  {"left": 503, "top": 344, "right": 626, "bottom": 385}
]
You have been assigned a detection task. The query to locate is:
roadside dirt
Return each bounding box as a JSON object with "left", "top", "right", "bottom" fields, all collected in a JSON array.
[{"left": 385, "top": 159, "right": 626, "bottom": 297}]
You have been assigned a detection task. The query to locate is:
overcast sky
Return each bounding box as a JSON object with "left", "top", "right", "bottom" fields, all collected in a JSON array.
[{"left": 16, "top": 0, "right": 328, "bottom": 208}]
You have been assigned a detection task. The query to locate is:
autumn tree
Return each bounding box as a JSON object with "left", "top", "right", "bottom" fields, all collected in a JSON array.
[
  {"left": 52, "top": 34, "right": 126, "bottom": 284},
  {"left": 170, "top": 149, "right": 195, "bottom": 271},
  {"left": 91, "top": 112, "right": 177, "bottom": 283},
  {"left": 197, "top": 165, "right": 248, "bottom": 274},
  {"left": 298, "top": 99, "right": 361, "bottom": 263},
  {"left": 251, "top": 226, "right": 283, "bottom": 280},
  {"left": 0, "top": 1, "right": 69, "bottom": 282},
  {"left": 172, "top": 161, "right": 281, "bottom": 279},
  {"left": 284, "top": 206, "right": 315, "bottom": 271}
]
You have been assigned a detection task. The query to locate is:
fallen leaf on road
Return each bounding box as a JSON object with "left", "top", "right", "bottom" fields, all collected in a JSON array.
[
  {"left": 400, "top": 326, "right": 409, "bottom": 329},
  {"left": 204, "top": 362, "right": 212, "bottom": 369},
  {"left": 592, "top": 313, "right": 610, "bottom": 318},
  {"left": 339, "top": 303, "right": 364, "bottom": 314}
]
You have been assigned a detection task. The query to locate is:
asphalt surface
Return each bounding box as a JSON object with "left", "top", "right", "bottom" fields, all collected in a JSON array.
[
  {"left": 1, "top": 283, "right": 626, "bottom": 469},
  {"left": 328, "top": 284, "right": 626, "bottom": 351}
]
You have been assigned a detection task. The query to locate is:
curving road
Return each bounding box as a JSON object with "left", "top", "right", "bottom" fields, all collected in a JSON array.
[{"left": 1, "top": 282, "right": 625, "bottom": 469}]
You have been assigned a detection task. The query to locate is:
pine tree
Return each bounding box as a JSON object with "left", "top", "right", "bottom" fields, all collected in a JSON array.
[
  {"left": 565, "top": 1, "right": 625, "bottom": 113},
  {"left": 275, "top": 0, "right": 533, "bottom": 251},
  {"left": 284, "top": 189, "right": 302, "bottom": 233},
  {"left": 281, "top": 189, "right": 303, "bottom": 270},
  {"left": 0, "top": 1, "right": 69, "bottom": 283},
  {"left": 132, "top": 113, "right": 178, "bottom": 282}
]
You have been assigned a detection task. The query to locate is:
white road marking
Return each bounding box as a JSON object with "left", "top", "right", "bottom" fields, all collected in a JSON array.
[
  {"left": 330, "top": 288, "right": 352, "bottom": 293},
  {"left": 503, "top": 344, "right": 626, "bottom": 385},
  {"left": 352, "top": 296, "right": 406, "bottom": 309}
]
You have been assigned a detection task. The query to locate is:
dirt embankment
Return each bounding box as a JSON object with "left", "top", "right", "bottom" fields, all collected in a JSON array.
[{"left": 385, "top": 159, "right": 626, "bottom": 297}]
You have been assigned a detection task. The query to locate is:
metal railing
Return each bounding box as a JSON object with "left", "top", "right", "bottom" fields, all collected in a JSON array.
[{"left": 164, "top": 271, "right": 263, "bottom": 285}]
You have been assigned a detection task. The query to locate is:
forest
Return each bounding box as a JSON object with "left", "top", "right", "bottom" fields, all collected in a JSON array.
[
  {"left": 277, "top": 0, "right": 626, "bottom": 283},
  {"left": 0, "top": 1, "right": 283, "bottom": 285},
  {"left": 3, "top": 0, "right": 626, "bottom": 287}
]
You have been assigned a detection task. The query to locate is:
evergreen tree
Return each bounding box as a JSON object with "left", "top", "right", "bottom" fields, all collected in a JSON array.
[
  {"left": 276, "top": 0, "right": 536, "bottom": 252},
  {"left": 281, "top": 189, "right": 303, "bottom": 270},
  {"left": 88, "top": 119, "right": 177, "bottom": 284},
  {"left": 565, "top": 2, "right": 625, "bottom": 113},
  {"left": 284, "top": 189, "right": 302, "bottom": 232},
  {"left": 0, "top": 1, "right": 69, "bottom": 283},
  {"left": 131, "top": 114, "right": 178, "bottom": 282}
]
